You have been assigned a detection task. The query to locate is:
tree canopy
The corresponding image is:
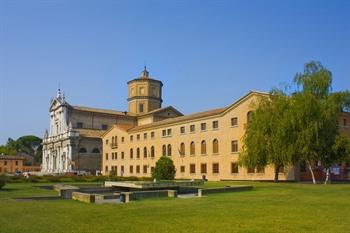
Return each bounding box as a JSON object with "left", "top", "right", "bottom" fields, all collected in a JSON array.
[{"left": 151, "top": 156, "right": 176, "bottom": 180}]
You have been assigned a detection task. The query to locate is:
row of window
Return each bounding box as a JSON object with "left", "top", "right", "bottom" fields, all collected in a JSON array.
[
  {"left": 105, "top": 116, "right": 245, "bottom": 146},
  {"left": 76, "top": 122, "right": 108, "bottom": 130},
  {"left": 1, "top": 161, "right": 20, "bottom": 166},
  {"left": 105, "top": 140, "right": 239, "bottom": 161},
  {"left": 104, "top": 163, "right": 278, "bottom": 175},
  {"left": 78, "top": 148, "right": 100, "bottom": 154}
]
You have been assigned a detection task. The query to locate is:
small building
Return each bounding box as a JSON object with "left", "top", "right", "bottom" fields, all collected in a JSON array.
[{"left": 0, "top": 155, "right": 25, "bottom": 174}]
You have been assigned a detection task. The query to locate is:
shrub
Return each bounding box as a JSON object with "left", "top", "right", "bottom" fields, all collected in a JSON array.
[
  {"left": 152, "top": 156, "right": 176, "bottom": 180},
  {"left": 0, "top": 175, "right": 6, "bottom": 189}
]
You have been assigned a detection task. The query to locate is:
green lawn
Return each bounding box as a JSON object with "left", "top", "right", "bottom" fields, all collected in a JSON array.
[{"left": 1, "top": 182, "right": 349, "bottom": 233}]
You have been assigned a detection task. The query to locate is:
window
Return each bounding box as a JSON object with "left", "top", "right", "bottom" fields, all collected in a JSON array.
[
  {"left": 167, "top": 144, "right": 172, "bottom": 156},
  {"left": 201, "top": 163, "right": 207, "bottom": 174},
  {"left": 130, "top": 135, "right": 133, "bottom": 142},
  {"left": 139, "top": 103, "right": 144, "bottom": 113},
  {"left": 201, "top": 123, "right": 206, "bottom": 131},
  {"left": 79, "top": 148, "right": 87, "bottom": 153},
  {"left": 121, "top": 137, "right": 125, "bottom": 143},
  {"left": 101, "top": 124, "right": 108, "bottom": 130},
  {"left": 139, "top": 87, "right": 145, "bottom": 95},
  {"left": 92, "top": 148, "right": 100, "bottom": 153},
  {"left": 180, "top": 126, "right": 185, "bottom": 134},
  {"left": 137, "top": 134, "right": 140, "bottom": 141},
  {"left": 190, "top": 142, "right": 195, "bottom": 155},
  {"left": 121, "top": 152, "right": 124, "bottom": 160},
  {"left": 105, "top": 153, "right": 108, "bottom": 160},
  {"left": 130, "top": 165, "right": 134, "bottom": 173},
  {"left": 279, "top": 166, "right": 285, "bottom": 173},
  {"left": 143, "top": 133, "right": 147, "bottom": 140},
  {"left": 190, "top": 164, "right": 196, "bottom": 174},
  {"left": 167, "top": 129, "right": 172, "bottom": 136},
  {"left": 180, "top": 166, "right": 185, "bottom": 173},
  {"left": 115, "top": 152, "right": 118, "bottom": 160},
  {"left": 212, "top": 139, "right": 219, "bottom": 154},
  {"left": 151, "top": 146, "right": 155, "bottom": 158},
  {"left": 231, "top": 163, "right": 239, "bottom": 173},
  {"left": 162, "top": 130, "right": 167, "bottom": 137},
  {"left": 136, "top": 165, "right": 140, "bottom": 173},
  {"left": 77, "top": 122, "right": 83, "bottom": 129},
  {"left": 247, "top": 111, "right": 253, "bottom": 123},
  {"left": 231, "top": 117, "right": 238, "bottom": 127},
  {"left": 180, "top": 143, "right": 185, "bottom": 156},
  {"left": 201, "top": 140, "right": 207, "bottom": 155},
  {"left": 190, "top": 124, "right": 195, "bottom": 133},
  {"left": 212, "top": 121, "right": 219, "bottom": 129},
  {"left": 112, "top": 153, "right": 115, "bottom": 160},
  {"left": 136, "top": 148, "right": 140, "bottom": 159},
  {"left": 212, "top": 163, "right": 219, "bottom": 174},
  {"left": 121, "top": 166, "right": 124, "bottom": 174},
  {"left": 143, "top": 147, "right": 147, "bottom": 158},
  {"left": 15, "top": 161, "right": 18, "bottom": 166},
  {"left": 257, "top": 165, "right": 265, "bottom": 173},
  {"left": 247, "top": 166, "right": 255, "bottom": 173},
  {"left": 151, "top": 131, "right": 155, "bottom": 139},
  {"left": 143, "top": 165, "right": 148, "bottom": 174},
  {"left": 105, "top": 139, "right": 109, "bottom": 145},
  {"left": 231, "top": 140, "right": 238, "bottom": 153},
  {"left": 162, "top": 145, "right": 167, "bottom": 156},
  {"left": 130, "top": 148, "right": 133, "bottom": 159},
  {"left": 4, "top": 161, "right": 7, "bottom": 166},
  {"left": 105, "top": 166, "right": 108, "bottom": 172}
]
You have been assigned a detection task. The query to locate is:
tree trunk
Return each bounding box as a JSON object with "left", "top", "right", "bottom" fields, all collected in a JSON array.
[
  {"left": 274, "top": 165, "right": 279, "bottom": 182},
  {"left": 307, "top": 161, "right": 316, "bottom": 184},
  {"left": 324, "top": 168, "right": 331, "bottom": 184}
]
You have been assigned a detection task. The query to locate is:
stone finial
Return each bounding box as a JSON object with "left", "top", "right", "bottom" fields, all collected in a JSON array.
[
  {"left": 44, "top": 129, "right": 48, "bottom": 138},
  {"left": 140, "top": 66, "right": 149, "bottom": 78}
]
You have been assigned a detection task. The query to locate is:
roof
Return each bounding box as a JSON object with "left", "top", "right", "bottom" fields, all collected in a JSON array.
[
  {"left": 137, "top": 106, "right": 183, "bottom": 117},
  {"left": 101, "top": 124, "right": 135, "bottom": 137},
  {"left": 71, "top": 105, "right": 136, "bottom": 117},
  {"left": 0, "top": 155, "right": 25, "bottom": 160},
  {"left": 129, "top": 107, "right": 226, "bottom": 132},
  {"left": 76, "top": 129, "right": 106, "bottom": 138}
]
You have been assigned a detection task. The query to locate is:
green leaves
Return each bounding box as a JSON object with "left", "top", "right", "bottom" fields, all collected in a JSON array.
[{"left": 151, "top": 156, "right": 176, "bottom": 180}]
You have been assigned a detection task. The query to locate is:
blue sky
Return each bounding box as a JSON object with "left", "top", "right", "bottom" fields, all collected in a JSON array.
[{"left": 0, "top": 0, "right": 349, "bottom": 144}]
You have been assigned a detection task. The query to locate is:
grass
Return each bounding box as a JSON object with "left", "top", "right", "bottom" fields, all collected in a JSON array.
[{"left": 1, "top": 182, "right": 350, "bottom": 233}]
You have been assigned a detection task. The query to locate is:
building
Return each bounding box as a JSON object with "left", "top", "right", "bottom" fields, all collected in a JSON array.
[
  {"left": 102, "top": 69, "right": 350, "bottom": 181},
  {"left": 0, "top": 155, "right": 24, "bottom": 174},
  {"left": 41, "top": 90, "right": 136, "bottom": 174}
]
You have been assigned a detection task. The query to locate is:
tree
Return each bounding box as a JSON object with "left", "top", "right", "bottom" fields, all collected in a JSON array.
[
  {"left": 151, "top": 156, "right": 176, "bottom": 180},
  {"left": 241, "top": 90, "right": 298, "bottom": 182}
]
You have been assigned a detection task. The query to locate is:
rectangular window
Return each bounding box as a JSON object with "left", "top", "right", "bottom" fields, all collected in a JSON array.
[
  {"left": 231, "top": 117, "right": 238, "bottom": 127},
  {"left": 77, "top": 122, "right": 83, "bottom": 129},
  {"left": 136, "top": 165, "right": 140, "bottom": 174},
  {"left": 180, "top": 126, "right": 185, "bottom": 134},
  {"left": 105, "top": 166, "right": 108, "bottom": 172},
  {"left": 121, "top": 152, "right": 124, "bottom": 160},
  {"left": 190, "top": 125, "right": 195, "bottom": 133},
  {"left": 121, "top": 166, "right": 124, "bottom": 174},
  {"left": 231, "top": 163, "right": 239, "bottom": 173},
  {"left": 190, "top": 164, "right": 196, "bottom": 174},
  {"left": 231, "top": 140, "right": 238, "bottom": 153},
  {"left": 201, "top": 123, "right": 207, "bottom": 131},
  {"left": 121, "top": 137, "right": 125, "bottom": 143},
  {"left": 257, "top": 165, "right": 265, "bottom": 173},
  {"left": 151, "top": 131, "right": 155, "bottom": 139},
  {"left": 212, "top": 120, "right": 219, "bottom": 129},
  {"left": 15, "top": 161, "right": 18, "bottom": 166},
  {"left": 137, "top": 134, "right": 140, "bottom": 140},
  {"left": 130, "top": 165, "right": 133, "bottom": 174},
  {"left": 115, "top": 152, "right": 118, "bottom": 160},
  {"left": 101, "top": 124, "right": 108, "bottom": 130},
  {"left": 247, "top": 166, "right": 255, "bottom": 173},
  {"left": 167, "top": 129, "right": 172, "bottom": 136},
  {"left": 162, "top": 130, "right": 167, "bottom": 137},
  {"left": 143, "top": 133, "right": 147, "bottom": 140},
  {"left": 143, "top": 165, "right": 148, "bottom": 174},
  {"left": 105, "top": 153, "right": 108, "bottom": 160},
  {"left": 112, "top": 153, "right": 115, "bottom": 160},
  {"left": 212, "top": 163, "right": 219, "bottom": 174},
  {"left": 151, "top": 166, "right": 155, "bottom": 173},
  {"left": 180, "top": 166, "right": 185, "bottom": 173},
  {"left": 4, "top": 161, "right": 7, "bottom": 166},
  {"left": 130, "top": 135, "right": 133, "bottom": 142},
  {"left": 105, "top": 139, "right": 109, "bottom": 145},
  {"left": 201, "top": 163, "right": 207, "bottom": 174},
  {"left": 139, "top": 103, "right": 144, "bottom": 113}
]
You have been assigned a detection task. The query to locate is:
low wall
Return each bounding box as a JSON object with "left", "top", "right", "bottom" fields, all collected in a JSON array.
[
  {"left": 120, "top": 190, "right": 177, "bottom": 203},
  {"left": 200, "top": 185, "right": 252, "bottom": 196},
  {"left": 53, "top": 184, "right": 80, "bottom": 199},
  {"left": 72, "top": 192, "right": 95, "bottom": 203}
]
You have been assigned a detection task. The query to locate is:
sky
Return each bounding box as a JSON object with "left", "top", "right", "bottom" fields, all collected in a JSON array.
[{"left": 0, "top": 0, "right": 349, "bottom": 144}]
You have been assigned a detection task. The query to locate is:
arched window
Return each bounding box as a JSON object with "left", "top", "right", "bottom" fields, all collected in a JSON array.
[
  {"left": 79, "top": 148, "right": 87, "bottom": 153},
  {"left": 143, "top": 147, "right": 147, "bottom": 158},
  {"left": 190, "top": 141, "right": 195, "bottom": 155},
  {"left": 213, "top": 139, "right": 219, "bottom": 154},
  {"left": 137, "top": 147, "right": 140, "bottom": 158},
  {"left": 162, "top": 145, "right": 167, "bottom": 156},
  {"left": 130, "top": 148, "right": 133, "bottom": 159},
  {"left": 180, "top": 143, "right": 185, "bottom": 156},
  {"left": 92, "top": 148, "right": 100, "bottom": 153},
  {"left": 151, "top": 146, "right": 155, "bottom": 158},
  {"left": 247, "top": 111, "right": 253, "bottom": 123},
  {"left": 167, "top": 144, "right": 172, "bottom": 156},
  {"left": 201, "top": 140, "right": 206, "bottom": 155}
]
